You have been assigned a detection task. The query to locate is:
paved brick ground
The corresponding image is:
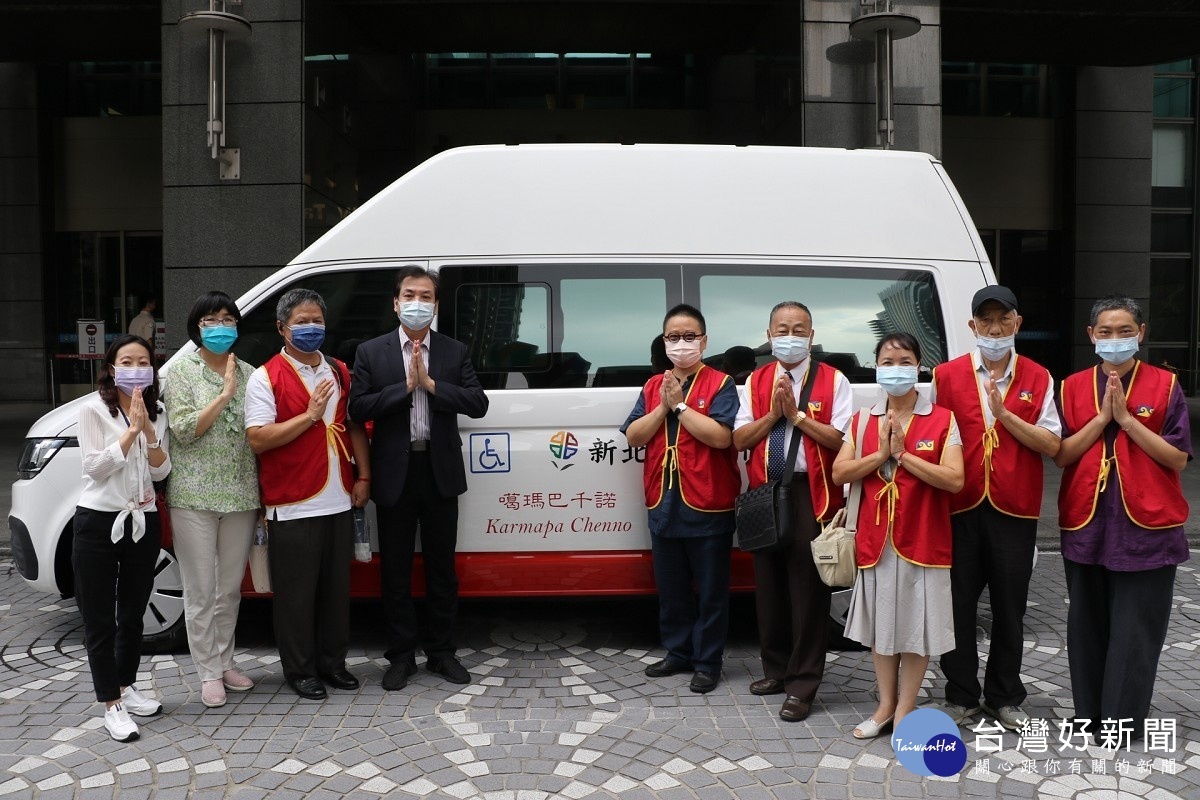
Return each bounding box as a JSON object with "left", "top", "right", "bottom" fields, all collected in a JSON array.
[{"left": 1, "top": 552, "right": 1198, "bottom": 799}]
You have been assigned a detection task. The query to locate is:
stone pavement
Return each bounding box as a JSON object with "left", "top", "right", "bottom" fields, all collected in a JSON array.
[{"left": 1, "top": 552, "right": 1199, "bottom": 800}]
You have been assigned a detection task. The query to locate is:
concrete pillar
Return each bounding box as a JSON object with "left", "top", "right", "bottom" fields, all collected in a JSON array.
[
  {"left": 1071, "top": 66, "right": 1153, "bottom": 371},
  {"left": 801, "top": 0, "right": 942, "bottom": 156},
  {"left": 161, "top": 1, "right": 305, "bottom": 349},
  {"left": 0, "top": 63, "right": 47, "bottom": 401}
]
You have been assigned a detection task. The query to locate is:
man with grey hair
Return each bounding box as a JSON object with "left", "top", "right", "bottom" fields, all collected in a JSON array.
[
  {"left": 1054, "top": 294, "right": 1191, "bottom": 740},
  {"left": 245, "top": 288, "right": 371, "bottom": 700}
]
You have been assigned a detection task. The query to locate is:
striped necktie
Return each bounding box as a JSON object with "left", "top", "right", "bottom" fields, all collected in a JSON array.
[{"left": 766, "top": 370, "right": 795, "bottom": 480}]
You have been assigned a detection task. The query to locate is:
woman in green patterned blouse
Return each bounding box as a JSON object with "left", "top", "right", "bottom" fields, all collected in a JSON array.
[{"left": 163, "top": 292, "right": 260, "bottom": 709}]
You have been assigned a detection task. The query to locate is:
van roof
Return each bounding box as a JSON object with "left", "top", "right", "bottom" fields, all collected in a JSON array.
[{"left": 296, "top": 144, "right": 984, "bottom": 265}]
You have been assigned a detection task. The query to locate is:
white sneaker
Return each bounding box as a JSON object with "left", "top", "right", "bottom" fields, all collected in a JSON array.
[
  {"left": 121, "top": 685, "right": 162, "bottom": 717},
  {"left": 104, "top": 703, "right": 139, "bottom": 742}
]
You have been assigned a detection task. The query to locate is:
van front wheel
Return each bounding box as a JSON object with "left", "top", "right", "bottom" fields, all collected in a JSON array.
[{"left": 141, "top": 548, "right": 187, "bottom": 654}]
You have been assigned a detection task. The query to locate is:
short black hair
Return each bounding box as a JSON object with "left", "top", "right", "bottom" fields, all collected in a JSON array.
[
  {"left": 874, "top": 331, "right": 922, "bottom": 363},
  {"left": 663, "top": 303, "right": 706, "bottom": 334},
  {"left": 186, "top": 291, "right": 241, "bottom": 347},
  {"left": 394, "top": 265, "right": 439, "bottom": 299}
]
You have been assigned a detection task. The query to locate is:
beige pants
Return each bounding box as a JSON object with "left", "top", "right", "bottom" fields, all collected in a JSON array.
[{"left": 171, "top": 508, "right": 257, "bottom": 682}]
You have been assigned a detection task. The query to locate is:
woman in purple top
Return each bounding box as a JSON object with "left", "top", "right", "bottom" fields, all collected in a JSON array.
[{"left": 1054, "top": 295, "right": 1191, "bottom": 742}]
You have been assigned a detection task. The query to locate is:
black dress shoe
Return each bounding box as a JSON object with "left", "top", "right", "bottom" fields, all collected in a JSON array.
[
  {"left": 749, "top": 677, "right": 786, "bottom": 696},
  {"left": 319, "top": 669, "right": 360, "bottom": 690},
  {"left": 644, "top": 659, "right": 691, "bottom": 678},
  {"left": 779, "top": 695, "right": 812, "bottom": 722},
  {"left": 382, "top": 661, "right": 418, "bottom": 691},
  {"left": 426, "top": 656, "right": 471, "bottom": 684},
  {"left": 289, "top": 677, "right": 327, "bottom": 700},
  {"left": 689, "top": 671, "right": 719, "bottom": 693}
]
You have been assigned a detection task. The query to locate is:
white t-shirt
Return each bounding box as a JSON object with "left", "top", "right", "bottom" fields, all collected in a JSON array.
[{"left": 244, "top": 349, "right": 351, "bottom": 522}]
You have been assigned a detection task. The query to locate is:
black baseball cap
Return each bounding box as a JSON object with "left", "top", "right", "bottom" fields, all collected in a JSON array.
[{"left": 971, "top": 285, "right": 1019, "bottom": 316}]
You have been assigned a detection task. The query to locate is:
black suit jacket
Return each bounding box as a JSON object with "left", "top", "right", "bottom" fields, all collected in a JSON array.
[{"left": 348, "top": 329, "right": 489, "bottom": 507}]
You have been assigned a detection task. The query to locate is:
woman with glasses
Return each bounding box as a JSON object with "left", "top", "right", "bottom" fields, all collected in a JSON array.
[{"left": 162, "top": 291, "right": 260, "bottom": 708}]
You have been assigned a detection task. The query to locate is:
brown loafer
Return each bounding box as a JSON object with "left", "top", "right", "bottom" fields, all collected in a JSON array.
[
  {"left": 779, "top": 695, "right": 812, "bottom": 722},
  {"left": 749, "top": 677, "right": 785, "bottom": 696}
]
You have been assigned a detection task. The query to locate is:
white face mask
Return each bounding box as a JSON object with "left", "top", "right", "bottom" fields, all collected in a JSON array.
[
  {"left": 665, "top": 339, "right": 703, "bottom": 370},
  {"left": 398, "top": 300, "right": 436, "bottom": 330},
  {"left": 770, "top": 335, "right": 810, "bottom": 364},
  {"left": 876, "top": 365, "right": 919, "bottom": 396},
  {"left": 976, "top": 334, "right": 1014, "bottom": 362},
  {"left": 1094, "top": 335, "right": 1139, "bottom": 366}
]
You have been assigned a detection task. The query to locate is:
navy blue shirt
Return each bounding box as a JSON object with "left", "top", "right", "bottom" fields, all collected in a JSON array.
[{"left": 620, "top": 374, "right": 740, "bottom": 538}]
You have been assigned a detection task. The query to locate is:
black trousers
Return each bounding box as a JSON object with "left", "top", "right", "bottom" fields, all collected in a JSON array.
[
  {"left": 1064, "top": 558, "right": 1176, "bottom": 735},
  {"left": 752, "top": 473, "right": 830, "bottom": 702},
  {"left": 377, "top": 450, "right": 460, "bottom": 664},
  {"left": 940, "top": 502, "right": 1036, "bottom": 709},
  {"left": 267, "top": 510, "right": 352, "bottom": 681},
  {"left": 73, "top": 507, "right": 161, "bottom": 703}
]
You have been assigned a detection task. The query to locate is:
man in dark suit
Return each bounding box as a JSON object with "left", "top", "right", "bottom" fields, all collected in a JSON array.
[{"left": 348, "top": 266, "right": 490, "bottom": 691}]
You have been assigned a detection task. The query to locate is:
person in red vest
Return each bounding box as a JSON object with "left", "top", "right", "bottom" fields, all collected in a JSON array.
[
  {"left": 622, "top": 304, "right": 741, "bottom": 694},
  {"left": 1054, "top": 295, "right": 1191, "bottom": 740},
  {"left": 931, "top": 286, "right": 1062, "bottom": 732},
  {"left": 245, "top": 288, "right": 371, "bottom": 700},
  {"left": 732, "top": 301, "right": 852, "bottom": 722},
  {"left": 833, "top": 332, "right": 964, "bottom": 739}
]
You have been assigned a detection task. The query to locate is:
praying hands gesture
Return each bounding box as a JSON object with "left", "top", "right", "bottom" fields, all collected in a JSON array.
[{"left": 406, "top": 344, "right": 435, "bottom": 395}]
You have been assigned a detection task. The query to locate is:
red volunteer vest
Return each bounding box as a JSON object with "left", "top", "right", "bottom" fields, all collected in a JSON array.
[
  {"left": 258, "top": 354, "right": 354, "bottom": 508},
  {"left": 854, "top": 405, "right": 955, "bottom": 568},
  {"left": 1058, "top": 362, "right": 1188, "bottom": 530},
  {"left": 641, "top": 365, "right": 741, "bottom": 512},
  {"left": 932, "top": 353, "right": 1049, "bottom": 518},
  {"left": 745, "top": 361, "right": 845, "bottom": 521}
]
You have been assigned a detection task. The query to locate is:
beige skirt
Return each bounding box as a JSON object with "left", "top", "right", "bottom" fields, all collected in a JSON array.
[{"left": 844, "top": 529, "right": 955, "bottom": 657}]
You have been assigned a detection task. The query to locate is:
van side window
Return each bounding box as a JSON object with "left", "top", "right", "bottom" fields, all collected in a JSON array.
[
  {"left": 439, "top": 265, "right": 676, "bottom": 389},
  {"left": 695, "top": 268, "right": 947, "bottom": 382},
  {"left": 231, "top": 267, "right": 399, "bottom": 369}
]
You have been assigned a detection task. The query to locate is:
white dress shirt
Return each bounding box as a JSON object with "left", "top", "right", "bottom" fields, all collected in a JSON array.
[
  {"left": 77, "top": 393, "right": 171, "bottom": 542},
  {"left": 930, "top": 348, "right": 1061, "bottom": 436},
  {"left": 403, "top": 329, "right": 432, "bottom": 442},
  {"left": 244, "top": 349, "right": 351, "bottom": 521},
  {"left": 735, "top": 357, "right": 854, "bottom": 473}
]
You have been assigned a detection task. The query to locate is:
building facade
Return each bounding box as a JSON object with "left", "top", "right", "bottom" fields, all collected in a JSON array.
[{"left": 1, "top": 1, "right": 1198, "bottom": 401}]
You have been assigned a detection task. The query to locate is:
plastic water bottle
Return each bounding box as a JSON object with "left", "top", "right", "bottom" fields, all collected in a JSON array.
[{"left": 353, "top": 507, "right": 372, "bottom": 563}]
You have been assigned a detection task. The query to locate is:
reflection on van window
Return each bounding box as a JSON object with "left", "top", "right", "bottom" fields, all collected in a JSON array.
[
  {"left": 697, "top": 269, "right": 946, "bottom": 382},
  {"left": 440, "top": 265, "right": 677, "bottom": 389}
]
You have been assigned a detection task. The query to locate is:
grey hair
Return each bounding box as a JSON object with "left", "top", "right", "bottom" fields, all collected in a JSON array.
[
  {"left": 276, "top": 288, "right": 328, "bottom": 326},
  {"left": 769, "top": 301, "right": 813, "bottom": 326},
  {"left": 1088, "top": 295, "right": 1143, "bottom": 328}
]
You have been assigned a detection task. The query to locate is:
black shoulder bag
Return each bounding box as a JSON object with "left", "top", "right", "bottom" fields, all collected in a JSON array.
[{"left": 734, "top": 364, "right": 819, "bottom": 554}]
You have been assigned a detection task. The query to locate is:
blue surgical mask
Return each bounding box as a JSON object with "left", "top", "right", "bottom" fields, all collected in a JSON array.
[
  {"left": 114, "top": 366, "right": 154, "bottom": 395},
  {"left": 876, "top": 365, "right": 919, "bottom": 396},
  {"left": 200, "top": 325, "right": 238, "bottom": 355},
  {"left": 287, "top": 323, "right": 326, "bottom": 353},
  {"left": 771, "top": 335, "right": 810, "bottom": 365},
  {"left": 1094, "top": 335, "right": 1139, "bottom": 366},
  {"left": 398, "top": 300, "right": 436, "bottom": 331},
  {"left": 976, "top": 334, "right": 1014, "bottom": 362}
]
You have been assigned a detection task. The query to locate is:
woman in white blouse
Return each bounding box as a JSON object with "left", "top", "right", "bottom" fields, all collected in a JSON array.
[{"left": 74, "top": 334, "right": 172, "bottom": 743}]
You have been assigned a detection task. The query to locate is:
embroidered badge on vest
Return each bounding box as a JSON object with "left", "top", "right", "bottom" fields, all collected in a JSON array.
[
  {"left": 809, "top": 401, "right": 822, "bottom": 413},
  {"left": 917, "top": 439, "right": 935, "bottom": 451},
  {"left": 1136, "top": 405, "right": 1154, "bottom": 418},
  {"left": 697, "top": 398, "right": 707, "bottom": 409},
  {"left": 1019, "top": 390, "right": 1034, "bottom": 402}
]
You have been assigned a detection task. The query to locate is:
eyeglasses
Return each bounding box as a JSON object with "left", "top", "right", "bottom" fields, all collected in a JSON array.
[
  {"left": 200, "top": 317, "right": 238, "bottom": 328},
  {"left": 663, "top": 332, "right": 703, "bottom": 343}
]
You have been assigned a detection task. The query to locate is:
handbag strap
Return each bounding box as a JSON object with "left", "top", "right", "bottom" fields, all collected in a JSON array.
[
  {"left": 845, "top": 408, "right": 871, "bottom": 532},
  {"left": 781, "top": 362, "right": 821, "bottom": 475}
]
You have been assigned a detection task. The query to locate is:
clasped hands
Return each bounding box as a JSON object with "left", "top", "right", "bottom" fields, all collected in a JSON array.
[{"left": 406, "top": 345, "right": 435, "bottom": 394}]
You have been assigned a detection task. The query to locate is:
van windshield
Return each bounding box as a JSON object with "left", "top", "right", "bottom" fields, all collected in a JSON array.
[{"left": 439, "top": 264, "right": 946, "bottom": 388}]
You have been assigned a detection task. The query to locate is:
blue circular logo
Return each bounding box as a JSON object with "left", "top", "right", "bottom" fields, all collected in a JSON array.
[{"left": 891, "top": 708, "right": 967, "bottom": 777}]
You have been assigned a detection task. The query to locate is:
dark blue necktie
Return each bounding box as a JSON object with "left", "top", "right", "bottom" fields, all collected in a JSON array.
[{"left": 766, "top": 370, "right": 795, "bottom": 480}]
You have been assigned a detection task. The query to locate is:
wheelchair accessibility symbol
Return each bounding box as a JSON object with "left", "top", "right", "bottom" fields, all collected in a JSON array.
[{"left": 470, "top": 432, "right": 511, "bottom": 474}]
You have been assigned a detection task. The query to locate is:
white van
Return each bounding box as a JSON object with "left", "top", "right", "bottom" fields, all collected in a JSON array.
[{"left": 10, "top": 143, "right": 994, "bottom": 649}]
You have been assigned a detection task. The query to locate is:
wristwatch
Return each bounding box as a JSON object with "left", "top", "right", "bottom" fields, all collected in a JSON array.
[
  {"left": 793, "top": 410, "right": 807, "bottom": 426},
  {"left": 674, "top": 402, "right": 688, "bottom": 416}
]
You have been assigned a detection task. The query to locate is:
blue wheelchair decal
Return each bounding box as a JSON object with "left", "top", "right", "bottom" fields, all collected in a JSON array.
[{"left": 470, "top": 432, "right": 511, "bottom": 474}]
